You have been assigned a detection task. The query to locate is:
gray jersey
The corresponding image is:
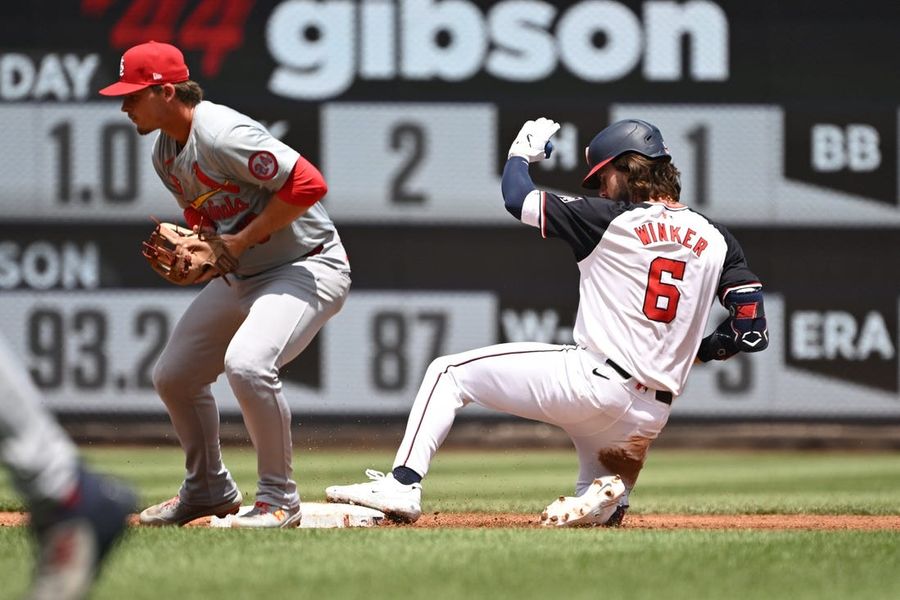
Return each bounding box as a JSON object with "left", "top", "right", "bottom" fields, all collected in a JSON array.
[{"left": 152, "top": 101, "right": 341, "bottom": 276}]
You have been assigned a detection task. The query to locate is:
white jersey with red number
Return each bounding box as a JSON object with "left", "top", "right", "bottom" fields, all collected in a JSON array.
[
  {"left": 521, "top": 191, "right": 758, "bottom": 395},
  {"left": 151, "top": 100, "right": 340, "bottom": 276}
]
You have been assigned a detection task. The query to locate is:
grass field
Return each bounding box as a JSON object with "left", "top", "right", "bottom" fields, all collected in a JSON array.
[{"left": 2, "top": 447, "right": 899, "bottom": 599}]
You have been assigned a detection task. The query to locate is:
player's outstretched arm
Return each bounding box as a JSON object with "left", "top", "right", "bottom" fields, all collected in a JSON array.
[
  {"left": 696, "top": 285, "right": 769, "bottom": 362},
  {"left": 501, "top": 118, "right": 559, "bottom": 218}
]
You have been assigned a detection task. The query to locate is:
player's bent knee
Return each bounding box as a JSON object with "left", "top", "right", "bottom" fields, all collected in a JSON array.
[
  {"left": 423, "top": 355, "right": 456, "bottom": 378},
  {"left": 427, "top": 347, "right": 485, "bottom": 373},
  {"left": 152, "top": 359, "right": 215, "bottom": 400},
  {"left": 223, "top": 352, "right": 272, "bottom": 387},
  {"left": 151, "top": 360, "right": 193, "bottom": 401}
]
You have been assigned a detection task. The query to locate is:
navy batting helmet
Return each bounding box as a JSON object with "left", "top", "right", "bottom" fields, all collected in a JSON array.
[{"left": 582, "top": 119, "right": 670, "bottom": 189}]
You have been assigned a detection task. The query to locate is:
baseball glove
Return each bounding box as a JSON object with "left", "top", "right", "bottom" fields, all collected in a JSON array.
[{"left": 141, "top": 221, "right": 239, "bottom": 286}]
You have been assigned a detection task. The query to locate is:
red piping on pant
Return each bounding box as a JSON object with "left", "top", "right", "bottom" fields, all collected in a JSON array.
[{"left": 400, "top": 347, "right": 567, "bottom": 466}]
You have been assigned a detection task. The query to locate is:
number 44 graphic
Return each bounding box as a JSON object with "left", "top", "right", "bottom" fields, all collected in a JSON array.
[{"left": 81, "top": 0, "right": 254, "bottom": 78}]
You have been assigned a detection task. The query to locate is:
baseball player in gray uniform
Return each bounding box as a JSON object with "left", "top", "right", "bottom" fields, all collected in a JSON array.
[
  {"left": 100, "top": 41, "right": 351, "bottom": 528},
  {"left": 0, "top": 333, "right": 135, "bottom": 599},
  {"left": 327, "top": 118, "right": 769, "bottom": 526}
]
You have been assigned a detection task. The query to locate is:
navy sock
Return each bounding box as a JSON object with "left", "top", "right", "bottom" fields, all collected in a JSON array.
[{"left": 392, "top": 466, "right": 422, "bottom": 485}]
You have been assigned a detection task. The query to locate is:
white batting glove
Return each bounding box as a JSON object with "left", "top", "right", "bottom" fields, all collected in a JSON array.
[{"left": 507, "top": 117, "right": 561, "bottom": 162}]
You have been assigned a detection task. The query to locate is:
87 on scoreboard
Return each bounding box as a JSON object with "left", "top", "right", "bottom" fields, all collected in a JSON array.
[{"left": 318, "top": 292, "right": 497, "bottom": 410}]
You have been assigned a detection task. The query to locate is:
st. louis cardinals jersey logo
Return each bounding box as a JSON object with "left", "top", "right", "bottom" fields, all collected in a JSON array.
[
  {"left": 191, "top": 162, "right": 240, "bottom": 209},
  {"left": 249, "top": 151, "right": 278, "bottom": 180}
]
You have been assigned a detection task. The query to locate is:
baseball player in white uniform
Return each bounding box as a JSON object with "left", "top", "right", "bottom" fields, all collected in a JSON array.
[
  {"left": 327, "top": 118, "right": 769, "bottom": 526},
  {"left": 0, "top": 333, "right": 135, "bottom": 599},
  {"left": 100, "top": 42, "right": 351, "bottom": 528}
]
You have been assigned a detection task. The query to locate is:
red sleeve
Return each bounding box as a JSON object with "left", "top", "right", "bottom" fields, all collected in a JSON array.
[{"left": 275, "top": 156, "right": 328, "bottom": 207}]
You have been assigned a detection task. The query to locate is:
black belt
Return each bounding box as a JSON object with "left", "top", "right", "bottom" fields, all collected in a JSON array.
[{"left": 605, "top": 359, "right": 673, "bottom": 405}]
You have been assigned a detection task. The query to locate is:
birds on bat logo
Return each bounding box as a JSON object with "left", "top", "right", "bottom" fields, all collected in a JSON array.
[{"left": 248, "top": 151, "right": 278, "bottom": 180}]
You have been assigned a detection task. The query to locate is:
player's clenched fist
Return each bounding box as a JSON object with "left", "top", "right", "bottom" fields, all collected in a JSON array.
[{"left": 508, "top": 117, "right": 560, "bottom": 162}]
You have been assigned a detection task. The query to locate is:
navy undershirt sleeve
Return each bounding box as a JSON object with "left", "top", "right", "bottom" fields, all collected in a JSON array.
[{"left": 501, "top": 157, "right": 535, "bottom": 220}]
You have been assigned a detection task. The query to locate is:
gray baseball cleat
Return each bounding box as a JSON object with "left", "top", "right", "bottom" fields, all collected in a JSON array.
[
  {"left": 139, "top": 490, "right": 242, "bottom": 526},
  {"left": 28, "top": 467, "right": 136, "bottom": 600},
  {"left": 326, "top": 469, "right": 422, "bottom": 522},
  {"left": 230, "top": 501, "right": 302, "bottom": 529},
  {"left": 540, "top": 475, "right": 627, "bottom": 527}
]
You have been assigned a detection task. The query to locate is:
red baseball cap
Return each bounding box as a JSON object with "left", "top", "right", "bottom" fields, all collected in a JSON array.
[{"left": 99, "top": 41, "right": 190, "bottom": 96}]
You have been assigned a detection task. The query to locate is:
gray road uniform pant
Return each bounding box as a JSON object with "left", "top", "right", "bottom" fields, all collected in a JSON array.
[
  {"left": 0, "top": 334, "right": 79, "bottom": 507},
  {"left": 393, "top": 342, "right": 671, "bottom": 504},
  {"left": 153, "top": 246, "right": 350, "bottom": 509}
]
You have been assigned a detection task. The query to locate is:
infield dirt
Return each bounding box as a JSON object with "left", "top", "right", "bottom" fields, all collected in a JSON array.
[{"left": 3, "top": 512, "right": 899, "bottom": 530}]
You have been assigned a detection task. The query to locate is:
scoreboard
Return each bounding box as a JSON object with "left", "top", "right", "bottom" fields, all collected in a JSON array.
[{"left": 0, "top": 0, "right": 898, "bottom": 418}]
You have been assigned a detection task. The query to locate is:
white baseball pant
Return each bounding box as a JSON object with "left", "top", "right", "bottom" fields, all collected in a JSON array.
[
  {"left": 152, "top": 247, "right": 350, "bottom": 509},
  {"left": 392, "top": 342, "right": 671, "bottom": 502}
]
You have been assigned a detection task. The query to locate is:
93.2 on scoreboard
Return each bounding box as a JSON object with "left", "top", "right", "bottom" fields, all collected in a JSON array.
[{"left": 1, "top": 291, "right": 193, "bottom": 410}]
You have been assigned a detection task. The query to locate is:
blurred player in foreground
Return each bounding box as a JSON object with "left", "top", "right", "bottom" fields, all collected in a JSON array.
[
  {"left": 327, "top": 118, "right": 768, "bottom": 526},
  {"left": 0, "top": 335, "right": 135, "bottom": 599}
]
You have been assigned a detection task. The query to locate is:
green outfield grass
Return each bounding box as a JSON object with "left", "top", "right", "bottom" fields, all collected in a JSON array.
[{"left": 2, "top": 447, "right": 899, "bottom": 600}]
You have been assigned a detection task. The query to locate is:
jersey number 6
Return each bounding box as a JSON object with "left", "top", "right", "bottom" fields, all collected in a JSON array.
[{"left": 642, "top": 257, "right": 686, "bottom": 323}]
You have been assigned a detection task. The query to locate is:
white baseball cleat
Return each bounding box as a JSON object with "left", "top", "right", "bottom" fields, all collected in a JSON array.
[
  {"left": 540, "top": 475, "right": 627, "bottom": 527},
  {"left": 326, "top": 469, "right": 422, "bottom": 523}
]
